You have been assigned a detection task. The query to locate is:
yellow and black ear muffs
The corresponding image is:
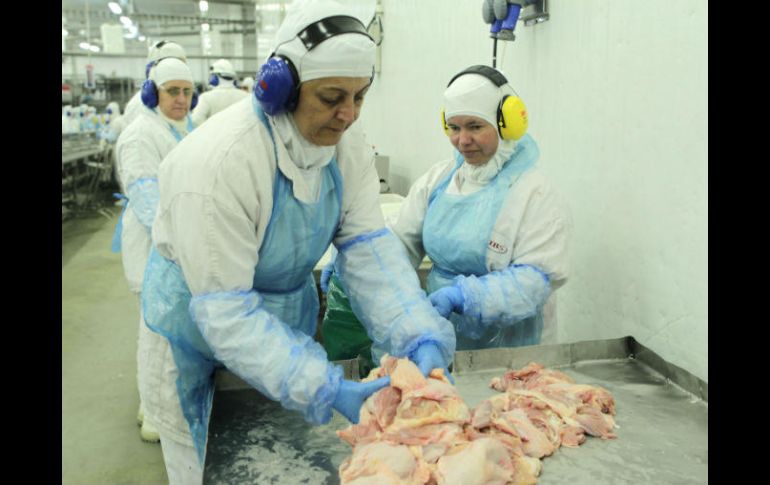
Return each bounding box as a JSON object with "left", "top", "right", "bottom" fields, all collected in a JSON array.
[{"left": 441, "top": 64, "right": 528, "bottom": 141}]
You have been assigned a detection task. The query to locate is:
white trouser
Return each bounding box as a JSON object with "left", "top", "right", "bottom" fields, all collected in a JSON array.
[
  {"left": 159, "top": 430, "right": 204, "bottom": 485},
  {"left": 137, "top": 294, "right": 160, "bottom": 427},
  {"left": 140, "top": 321, "right": 197, "bottom": 444}
]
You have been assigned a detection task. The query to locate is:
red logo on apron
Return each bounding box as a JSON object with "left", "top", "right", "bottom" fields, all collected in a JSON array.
[{"left": 488, "top": 240, "right": 507, "bottom": 254}]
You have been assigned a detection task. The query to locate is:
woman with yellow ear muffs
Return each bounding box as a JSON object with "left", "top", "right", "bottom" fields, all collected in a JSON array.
[
  {"left": 321, "top": 64, "right": 572, "bottom": 351},
  {"left": 391, "top": 64, "right": 573, "bottom": 350}
]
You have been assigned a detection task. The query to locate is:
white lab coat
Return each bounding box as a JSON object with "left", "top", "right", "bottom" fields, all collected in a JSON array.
[
  {"left": 114, "top": 107, "right": 192, "bottom": 457},
  {"left": 146, "top": 96, "right": 384, "bottom": 446},
  {"left": 190, "top": 83, "right": 249, "bottom": 127},
  {"left": 121, "top": 91, "right": 145, "bottom": 129},
  {"left": 115, "top": 108, "right": 182, "bottom": 293},
  {"left": 392, "top": 157, "right": 572, "bottom": 345}
]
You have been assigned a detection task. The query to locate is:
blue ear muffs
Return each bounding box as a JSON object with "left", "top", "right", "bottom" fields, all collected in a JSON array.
[
  {"left": 142, "top": 79, "right": 198, "bottom": 111},
  {"left": 253, "top": 16, "right": 372, "bottom": 116},
  {"left": 141, "top": 79, "right": 159, "bottom": 108},
  {"left": 209, "top": 73, "right": 219, "bottom": 87},
  {"left": 253, "top": 55, "right": 300, "bottom": 115}
]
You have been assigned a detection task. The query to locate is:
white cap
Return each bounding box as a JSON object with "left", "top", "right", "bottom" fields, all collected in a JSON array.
[
  {"left": 147, "top": 40, "right": 187, "bottom": 64},
  {"left": 150, "top": 58, "right": 194, "bottom": 87},
  {"left": 272, "top": 0, "right": 375, "bottom": 82},
  {"left": 443, "top": 70, "right": 513, "bottom": 129},
  {"left": 106, "top": 101, "right": 121, "bottom": 115},
  {"left": 211, "top": 59, "right": 235, "bottom": 77}
]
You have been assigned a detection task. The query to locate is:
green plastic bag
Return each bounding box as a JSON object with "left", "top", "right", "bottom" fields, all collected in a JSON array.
[{"left": 321, "top": 274, "right": 376, "bottom": 376}]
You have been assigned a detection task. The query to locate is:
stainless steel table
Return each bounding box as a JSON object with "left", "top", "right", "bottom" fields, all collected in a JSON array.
[{"left": 203, "top": 337, "right": 707, "bottom": 484}]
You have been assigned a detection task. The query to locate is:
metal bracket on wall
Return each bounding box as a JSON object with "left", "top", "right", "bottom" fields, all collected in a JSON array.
[{"left": 521, "top": 0, "right": 549, "bottom": 26}]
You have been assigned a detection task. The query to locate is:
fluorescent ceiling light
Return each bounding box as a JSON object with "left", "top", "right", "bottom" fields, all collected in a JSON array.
[
  {"left": 138, "top": 35, "right": 146, "bottom": 41},
  {"left": 199, "top": 1, "right": 209, "bottom": 13},
  {"left": 79, "top": 42, "right": 90, "bottom": 50},
  {"left": 108, "top": 2, "right": 122, "bottom": 15},
  {"left": 119, "top": 16, "right": 132, "bottom": 27},
  {"left": 89, "top": 45, "right": 100, "bottom": 52},
  {"left": 201, "top": 23, "right": 210, "bottom": 32}
]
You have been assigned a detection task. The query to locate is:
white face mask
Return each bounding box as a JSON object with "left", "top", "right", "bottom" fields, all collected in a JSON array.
[
  {"left": 158, "top": 110, "right": 190, "bottom": 136},
  {"left": 460, "top": 137, "right": 517, "bottom": 185},
  {"left": 271, "top": 111, "right": 335, "bottom": 171}
]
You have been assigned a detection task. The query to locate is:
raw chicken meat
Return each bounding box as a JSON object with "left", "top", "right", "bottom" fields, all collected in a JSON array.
[
  {"left": 339, "top": 441, "right": 432, "bottom": 485},
  {"left": 337, "top": 358, "right": 617, "bottom": 485},
  {"left": 434, "top": 438, "right": 516, "bottom": 485},
  {"left": 487, "top": 363, "right": 617, "bottom": 440}
]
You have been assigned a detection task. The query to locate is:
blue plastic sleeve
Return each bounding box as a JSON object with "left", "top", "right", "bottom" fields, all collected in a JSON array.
[
  {"left": 189, "top": 290, "right": 343, "bottom": 425},
  {"left": 335, "top": 229, "right": 456, "bottom": 367},
  {"left": 456, "top": 263, "right": 551, "bottom": 329},
  {"left": 126, "top": 178, "right": 160, "bottom": 230}
]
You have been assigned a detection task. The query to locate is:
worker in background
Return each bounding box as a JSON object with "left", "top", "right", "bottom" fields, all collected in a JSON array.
[
  {"left": 97, "top": 101, "right": 125, "bottom": 185},
  {"left": 77, "top": 104, "right": 89, "bottom": 132},
  {"left": 84, "top": 106, "right": 100, "bottom": 132},
  {"left": 112, "top": 58, "right": 196, "bottom": 445},
  {"left": 121, "top": 40, "right": 188, "bottom": 130},
  {"left": 98, "top": 101, "right": 123, "bottom": 143},
  {"left": 140, "top": 1, "right": 455, "bottom": 481},
  {"left": 394, "top": 65, "right": 571, "bottom": 349},
  {"left": 320, "top": 65, "right": 571, "bottom": 355},
  {"left": 190, "top": 58, "right": 248, "bottom": 126},
  {"left": 239, "top": 75, "right": 255, "bottom": 93},
  {"left": 62, "top": 105, "right": 80, "bottom": 134}
]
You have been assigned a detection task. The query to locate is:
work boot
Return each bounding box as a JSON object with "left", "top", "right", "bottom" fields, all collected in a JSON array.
[
  {"left": 137, "top": 405, "right": 144, "bottom": 426},
  {"left": 137, "top": 403, "right": 160, "bottom": 443},
  {"left": 140, "top": 417, "right": 161, "bottom": 443}
]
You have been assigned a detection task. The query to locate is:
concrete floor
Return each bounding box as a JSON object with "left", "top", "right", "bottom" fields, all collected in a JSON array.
[{"left": 62, "top": 207, "right": 168, "bottom": 485}]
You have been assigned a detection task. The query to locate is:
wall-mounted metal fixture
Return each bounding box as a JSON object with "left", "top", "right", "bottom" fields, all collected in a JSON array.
[
  {"left": 482, "top": 0, "right": 549, "bottom": 67},
  {"left": 521, "top": 0, "right": 549, "bottom": 26},
  {"left": 368, "top": 0, "right": 384, "bottom": 74}
]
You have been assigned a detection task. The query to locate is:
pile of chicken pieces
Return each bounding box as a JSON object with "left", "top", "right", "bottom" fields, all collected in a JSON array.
[{"left": 337, "top": 357, "right": 617, "bottom": 485}]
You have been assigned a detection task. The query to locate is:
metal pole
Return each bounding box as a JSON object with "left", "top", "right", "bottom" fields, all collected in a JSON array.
[{"left": 492, "top": 37, "right": 498, "bottom": 68}]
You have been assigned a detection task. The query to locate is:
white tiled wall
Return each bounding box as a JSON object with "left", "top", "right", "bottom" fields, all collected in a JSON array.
[{"left": 358, "top": 0, "right": 708, "bottom": 381}]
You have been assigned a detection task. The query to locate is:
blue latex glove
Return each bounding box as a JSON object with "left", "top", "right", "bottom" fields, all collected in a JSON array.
[
  {"left": 332, "top": 376, "right": 391, "bottom": 424},
  {"left": 429, "top": 285, "right": 465, "bottom": 318},
  {"left": 411, "top": 342, "right": 455, "bottom": 384},
  {"left": 319, "top": 261, "right": 334, "bottom": 293}
]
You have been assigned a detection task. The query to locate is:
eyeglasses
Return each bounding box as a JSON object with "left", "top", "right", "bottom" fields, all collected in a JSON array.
[{"left": 160, "top": 86, "right": 193, "bottom": 98}]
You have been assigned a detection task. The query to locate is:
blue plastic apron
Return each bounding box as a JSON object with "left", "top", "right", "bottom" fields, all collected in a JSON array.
[
  {"left": 110, "top": 193, "right": 128, "bottom": 252},
  {"left": 110, "top": 115, "right": 193, "bottom": 252},
  {"left": 423, "top": 134, "right": 541, "bottom": 350},
  {"left": 142, "top": 105, "right": 342, "bottom": 463}
]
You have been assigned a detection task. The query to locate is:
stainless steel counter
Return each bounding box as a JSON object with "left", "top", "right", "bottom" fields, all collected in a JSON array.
[{"left": 203, "top": 337, "right": 707, "bottom": 484}]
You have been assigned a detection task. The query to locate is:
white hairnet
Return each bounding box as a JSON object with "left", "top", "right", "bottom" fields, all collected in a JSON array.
[
  {"left": 150, "top": 58, "right": 194, "bottom": 87},
  {"left": 444, "top": 68, "right": 518, "bottom": 182},
  {"left": 147, "top": 40, "right": 187, "bottom": 64},
  {"left": 272, "top": 0, "right": 375, "bottom": 82},
  {"left": 107, "top": 101, "right": 121, "bottom": 115},
  {"left": 443, "top": 70, "right": 513, "bottom": 129},
  {"left": 211, "top": 59, "right": 235, "bottom": 77}
]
